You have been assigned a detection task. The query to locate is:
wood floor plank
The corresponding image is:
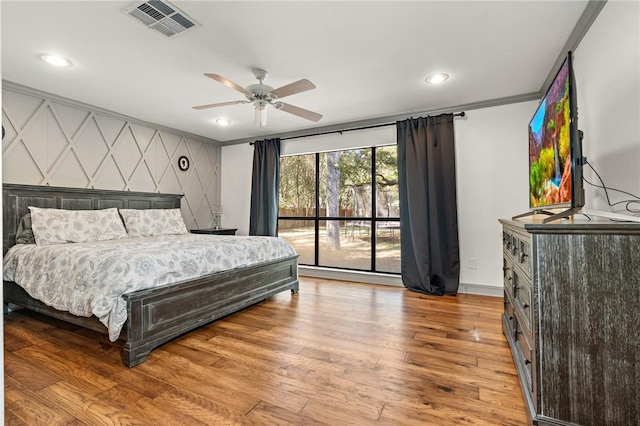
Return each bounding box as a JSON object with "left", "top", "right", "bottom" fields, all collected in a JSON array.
[
  {"left": 4, "top": 277, "right": 527, "bottom": 425},
  {"left": 246, "top": 400, "right": 330, "bottom": 426},
  {"left": 152, "top": 388, "right": 247, "bottom": 426},
  {"left": 96, "top": 385, "right": 209, "bottom": 426},
  {"left": 4, "top": 376, "right": 76, "bottom": 426},
  {"left": 377, "top": 352, "right": 521, "bottom": 395},
  {"left": 150, "top": 348, "right": 311, "bottom": 414},
  {"left": 161, "top": 339, "right": 224, "bottom": 366},
  {"left": 301, "top": 366, "right": 481, "bottom": 409},
  {"left": 381, "top": 388, "right": 528, "bottom": 426},
  {"left": 37, "top": 381, "right": 145, "bottom": 426},
  {"left": 412, "top": 331, "right": 514, "bottom": 362},
  {"left": 3, "top": 315, "right": 64, "bottom": 354},
  {"left": 13, "top": 345, "right": 118, "bottom": 396},
  {"left": 4, "top": 350, "right": 62, "bottom": 392},
  {"left": 135, "top": 350, "right": 261, "bottom": 414}
]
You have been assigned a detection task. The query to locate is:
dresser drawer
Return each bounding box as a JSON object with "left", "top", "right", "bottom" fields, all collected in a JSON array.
[
  {"left": 506, "top": 228, "right": 532, "bottom": 279},
  {"left": 505, "top": 232, "right": 519, "bottom": 260},
  {"left": 515, "top": 320, "right": 534, "bottom": 392},
  {"left": 503, "top": 257, "right": 514, "bottom": 300},
  {"left": 514, "top": 276, "right": 532, "bottom": 331},
  {"left": 503, "top": 292, "right": 515, "bottom": 334},
  {"left": 503, "top": 229, "right": 513, "bottom": 252},
  {"left": 516, "top": 237, "right": 531, "bottom": 277}
]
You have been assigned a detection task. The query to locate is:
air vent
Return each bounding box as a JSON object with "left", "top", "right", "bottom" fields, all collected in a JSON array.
[{"left": 124, "top": 0, "right": 200, "bottom": 38}]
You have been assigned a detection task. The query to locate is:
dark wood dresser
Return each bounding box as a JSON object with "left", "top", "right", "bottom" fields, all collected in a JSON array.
[{"left": 500, "top": 217, "right": 640, "bottom": 426}]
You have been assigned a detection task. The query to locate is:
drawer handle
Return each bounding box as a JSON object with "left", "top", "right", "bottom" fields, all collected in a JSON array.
[
  {"left": 503, "top": 266, "right": 510, "bottom": 277},
  {"left": 524, "top": 359, "right": 531, "bottom": 366}
]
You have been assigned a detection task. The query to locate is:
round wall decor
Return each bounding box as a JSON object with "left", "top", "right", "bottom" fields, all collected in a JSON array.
[{"left": 178, "top": 156, "right": 190, "bottom": 171}]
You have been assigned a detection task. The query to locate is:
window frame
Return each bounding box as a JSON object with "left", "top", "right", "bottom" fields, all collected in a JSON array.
[{"left": 278, "top": 144, "right": 400, "bottom": 274}]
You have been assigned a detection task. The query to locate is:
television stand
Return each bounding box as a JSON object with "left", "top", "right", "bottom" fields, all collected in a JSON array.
[
  {"left": 512, "top": 209, "right": 556, "bottom": 220},
  {"left": 540, "top": 206, "right": 582, "bottom": 223}
]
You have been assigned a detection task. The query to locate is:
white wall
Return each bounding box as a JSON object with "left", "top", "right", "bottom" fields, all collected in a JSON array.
[
  {"left": 2, "top": 85, "right": 222, "bottom": 229},
  {"left": 221, "top": 142, "right": 254, "bottom": 235},
  {"left": 455, "top": 101, "right": 536, "bottom": 292},
  {"left": 573, "top": 1, "right": 640, "bottom": 213}
]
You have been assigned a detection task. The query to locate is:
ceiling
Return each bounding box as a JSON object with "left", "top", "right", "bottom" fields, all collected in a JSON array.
[{"left": 1, "top": 1, "right": 591, "bottom": 144}]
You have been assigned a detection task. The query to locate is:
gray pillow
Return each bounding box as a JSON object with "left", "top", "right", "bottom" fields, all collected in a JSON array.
[{"left": 16, "top": 213, "right": 36, "bottom": 244}]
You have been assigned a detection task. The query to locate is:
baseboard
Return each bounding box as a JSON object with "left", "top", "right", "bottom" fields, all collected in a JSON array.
[
  {"left": 298, "top": 266, "right": 404, "bottom": 287},
  {"left": 297, "top": 266, "right": 502, "bottom": 298},
  {"left": 458, "top": 282, "right": 503, "bottom": 297}
]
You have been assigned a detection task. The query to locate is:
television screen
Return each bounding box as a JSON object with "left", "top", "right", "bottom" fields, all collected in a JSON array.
[{"left": 528, "top": 56, "right": 574, "bottom": 208}]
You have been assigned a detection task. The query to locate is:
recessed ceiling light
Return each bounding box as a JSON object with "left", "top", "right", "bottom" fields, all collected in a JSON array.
[
  {"left": 216, "top": 118, "right": 231, "bottom": 127},
  {"left": 425, "top": 73, "right": 449, "bottom": 85},
  {"left": 41, "top": 54, "right": 73, "bottom": 67}
]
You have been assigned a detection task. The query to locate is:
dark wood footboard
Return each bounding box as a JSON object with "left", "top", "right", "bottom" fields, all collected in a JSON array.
[{"left": 123, "top": 255, "right": 298, "bottom": 367}]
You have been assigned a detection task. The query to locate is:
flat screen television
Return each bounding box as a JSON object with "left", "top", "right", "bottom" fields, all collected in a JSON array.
[{"left": 517, "top": 51, "right": 584, "bottom": 222}]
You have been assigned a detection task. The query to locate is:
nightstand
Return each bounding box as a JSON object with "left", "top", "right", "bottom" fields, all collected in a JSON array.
[{"left": 191, "top": 228, "right": 237, "bottom": 236}]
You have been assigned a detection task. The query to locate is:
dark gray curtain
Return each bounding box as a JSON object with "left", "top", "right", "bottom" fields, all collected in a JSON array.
[
  {"left": 397, "top": 115, "right": 459, "bottom": 295},
  {"left": 249, "top": 138, "right": 281, "bottom": 236}
]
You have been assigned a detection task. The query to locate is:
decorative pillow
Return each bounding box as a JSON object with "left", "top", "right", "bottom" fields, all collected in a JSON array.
[
  {"left": 29, "top": 207, "right": 129, "bottom": 246},
  {"left": 16, "top": 213, "right": 36, "bottom": 244},
  {"left": 119, "top": 208, "right": 188, "bottom": 238}
]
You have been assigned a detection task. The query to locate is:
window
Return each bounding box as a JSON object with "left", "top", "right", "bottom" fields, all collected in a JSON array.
[{"left": 278, "top": 145, "right": 400, "bottom": 273}]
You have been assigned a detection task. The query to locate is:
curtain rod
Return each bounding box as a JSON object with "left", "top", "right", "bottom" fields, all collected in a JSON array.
[{"left": 249, "top": 111, "right": 465, "bottom": 144}]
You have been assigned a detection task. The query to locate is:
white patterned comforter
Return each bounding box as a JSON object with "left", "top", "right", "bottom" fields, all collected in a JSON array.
[{"left": 3, "top": 234, "right": 296, "bottom": 341}]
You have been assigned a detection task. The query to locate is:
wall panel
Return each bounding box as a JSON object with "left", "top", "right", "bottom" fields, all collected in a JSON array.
[{"left": 2, "top": 85, "right": 221, "bottom": 230}]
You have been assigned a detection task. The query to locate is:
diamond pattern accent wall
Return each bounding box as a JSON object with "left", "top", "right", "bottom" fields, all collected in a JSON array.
[{"left": 2, "top": 85, "right": 221, "bottom": 230}]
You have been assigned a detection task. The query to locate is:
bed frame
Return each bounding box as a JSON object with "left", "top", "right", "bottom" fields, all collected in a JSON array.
[{"left": 3, "top": 184, "right": 299, "bottom": 367}]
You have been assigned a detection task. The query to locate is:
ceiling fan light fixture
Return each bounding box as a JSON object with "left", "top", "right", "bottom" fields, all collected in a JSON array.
[
  {"left": 255, "top": 104, "right": 267, "bottom": 127},
  {"left": 41, "top": 54, "right": 73, "bottom": 67},
  {"left": 425, "top": 73, "right": 449, "bottom": 85}
]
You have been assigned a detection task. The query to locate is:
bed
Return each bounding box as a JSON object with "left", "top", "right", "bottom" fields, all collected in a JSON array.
[{"left": 2, "top": 183, "right": 299, "bottom": 367}]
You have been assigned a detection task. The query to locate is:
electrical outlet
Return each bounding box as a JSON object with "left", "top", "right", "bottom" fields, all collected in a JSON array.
[{"left": 469, "top": 258, "right": 478, "bottom": 270}]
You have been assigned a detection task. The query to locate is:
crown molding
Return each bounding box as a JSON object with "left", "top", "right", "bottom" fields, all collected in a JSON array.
[{"left": 540, "top": 0, "right": 607, "bottom": 94}]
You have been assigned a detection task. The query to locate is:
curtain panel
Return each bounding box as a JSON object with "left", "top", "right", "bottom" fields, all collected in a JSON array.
[
  {"left": 397, "top": 115, "right": 460, "bottom": 295},
  {"left": 249, "top": 138, "right": 281, "bottom": 236}
]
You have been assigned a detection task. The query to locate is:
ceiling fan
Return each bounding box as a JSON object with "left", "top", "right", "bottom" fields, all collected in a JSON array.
[{"left": 193, "top": 68, "right": 322, "bottom": 127}]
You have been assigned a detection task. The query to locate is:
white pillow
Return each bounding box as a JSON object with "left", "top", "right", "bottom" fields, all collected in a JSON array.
[
  {"left": 29, "top": 207, "right": 129, "bottom": 246},
  {"left": 119, "top": 208, "right": 188, "bottom": 237}
]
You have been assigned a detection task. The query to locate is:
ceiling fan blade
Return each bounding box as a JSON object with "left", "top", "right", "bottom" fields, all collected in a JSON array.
[
  {"left": 192, "top": 100, "right": 247, "bottom": 110},
  {"left": 270, "top": 79, "right": 316, "bottom": 99},
  {"left": 277, "top": 102, "right": 323, "bottom": 122},
  {"left": 204, "top": 73, "right": 251, "bottom": 96}
]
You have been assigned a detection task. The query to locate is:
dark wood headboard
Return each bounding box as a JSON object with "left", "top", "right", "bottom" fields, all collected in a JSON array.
[{"left": 3, "top": 184, "right": 183, "bottom": 254}]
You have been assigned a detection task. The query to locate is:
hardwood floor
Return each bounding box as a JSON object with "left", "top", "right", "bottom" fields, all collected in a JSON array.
[{"left": 4, "top": 278, "right": 527, "bottom": 425}]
